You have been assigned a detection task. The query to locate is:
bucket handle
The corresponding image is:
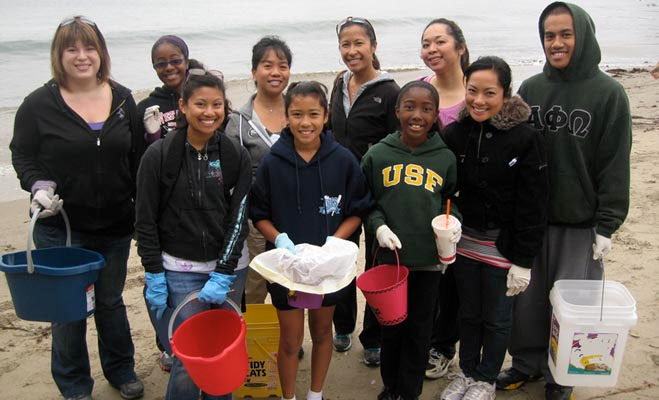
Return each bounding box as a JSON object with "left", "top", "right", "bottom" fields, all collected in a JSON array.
[
  {"left": 599, "top": 259, "right": 605, "bottom": 322},
  {"left": 26, "top": 207, "right": 71, "bottom": 274},
  {"left": 372, "top": 247, "right": 401, "bottom": 282},
  {"left": 167, "top": 290, "right": 242, "bottom": 342}
]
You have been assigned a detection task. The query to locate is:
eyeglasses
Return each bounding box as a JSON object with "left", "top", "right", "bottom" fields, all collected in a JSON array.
[
  {"left": 188, "top": 68, "right": 224, "bottom": 81},
  {"left": 335, "top": 16, "right": 375, "bottom": 38},
  {"left": 59, "top": 16, "right": 96, "bottom": 28},
  {"left": 153, "top": 58, "right": 185, "bottom": 70}
]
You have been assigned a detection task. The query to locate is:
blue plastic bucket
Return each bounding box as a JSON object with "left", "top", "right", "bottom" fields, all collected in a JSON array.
[{"left": 0, "top": 209, "right": 105, "bottom": 322}]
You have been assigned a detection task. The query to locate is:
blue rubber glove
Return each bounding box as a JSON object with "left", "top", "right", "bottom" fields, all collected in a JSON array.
[
  {"left": 145, "top": 272, "right": 168, "bottom": 320},
  {"left": 275, "top": 232, "right": 296, "bottom": 254},
  {"left": 199, "top": 272, "right": 237, "bottom": 304}
]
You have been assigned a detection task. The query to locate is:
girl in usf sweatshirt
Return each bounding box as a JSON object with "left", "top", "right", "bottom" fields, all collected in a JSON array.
[{"left": 361, "top": 80, "right": 460, "bottom": 400}]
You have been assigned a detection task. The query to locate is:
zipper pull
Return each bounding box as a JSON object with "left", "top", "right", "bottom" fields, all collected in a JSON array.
[{"left": 97, "top": 137, "right": 100, "bottom": 147}]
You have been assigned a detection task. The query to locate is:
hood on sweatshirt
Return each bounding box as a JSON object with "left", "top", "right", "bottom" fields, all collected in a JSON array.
[
  {"left": 539, "top": 2, "right": 601, "bottom": 81},
  {"left": 270, "top": 128, "right": 341, "bottom": 218},
  {"left": 379, "top": 129, "right": 449, "bottom": 156}
]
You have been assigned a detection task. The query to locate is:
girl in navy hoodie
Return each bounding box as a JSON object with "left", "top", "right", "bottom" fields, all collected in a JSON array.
[{"left": 250, "top": 81, "right": 373, "bottom": 400}]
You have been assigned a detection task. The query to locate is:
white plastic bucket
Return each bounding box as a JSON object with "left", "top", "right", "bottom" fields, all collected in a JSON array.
[{"left": 548, "top": 279, "right": 637, "bottom": 387}]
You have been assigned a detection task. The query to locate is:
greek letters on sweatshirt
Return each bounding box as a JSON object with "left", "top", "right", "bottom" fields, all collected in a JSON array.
[
  {"left": 520, "top": 2, "right": 631, "bottom": 237},
  {"left": 361, "top": 131, "right": 459, "bottom": 268},
  {"left": 250, "top": 129, "right": 374, "bottom": 248}
]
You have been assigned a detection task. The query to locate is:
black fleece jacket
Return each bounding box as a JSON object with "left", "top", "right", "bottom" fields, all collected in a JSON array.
[
  {"left": 444, "top": 96, "right": 549, "bottom": 267},
  {"left": 135, "top": 128, "right": 251, "bottom": 274},
  {"left": 10, "top": 79, "right": 143, "bottom": 236}
]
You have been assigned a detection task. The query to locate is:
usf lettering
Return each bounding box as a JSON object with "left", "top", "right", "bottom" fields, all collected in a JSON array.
[{"left": 382, "top": 164, "right": 444, "bottom": 192}]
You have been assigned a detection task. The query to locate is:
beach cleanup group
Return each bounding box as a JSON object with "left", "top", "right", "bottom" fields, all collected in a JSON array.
[{"left": 8, "top": 1, "right": 631, "bottom": 400}]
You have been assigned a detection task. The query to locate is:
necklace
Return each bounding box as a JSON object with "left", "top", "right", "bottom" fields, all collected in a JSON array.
[{"left": 195, "top": 143, "right": 208, "bottom": 161}]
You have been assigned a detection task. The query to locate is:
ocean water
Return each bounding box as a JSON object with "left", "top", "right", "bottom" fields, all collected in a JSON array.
[{"left": 1, "top": 0, "right": 657, "bottom": 200}]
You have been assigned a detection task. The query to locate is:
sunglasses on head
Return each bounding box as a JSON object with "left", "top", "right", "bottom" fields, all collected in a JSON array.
[
  {"left": 59, "top": 16, "right": 96, "bottom": 28},
  {"left": 335, "top": 16, "right": 375, "bottom": 38},
  {"left": 153, "top": 58, "right": 185, "bottom": 70},
  {"left": 187, "top": 68, "right": 224, "bottom": 81}
]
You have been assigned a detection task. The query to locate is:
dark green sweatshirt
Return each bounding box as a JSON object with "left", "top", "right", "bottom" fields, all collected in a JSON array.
[
  {"left": 519, "top": 2, "right": 631, "bottom": 237},
  {"left": 361, "top": 131, "right": 458, "bottom": 268}
]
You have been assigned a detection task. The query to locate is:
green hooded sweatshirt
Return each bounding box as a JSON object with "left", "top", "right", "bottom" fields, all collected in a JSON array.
[
  {"left": 519, "top": 2, "right": 631, "bottom": 238},
  {"left": 361, "top": 131, "right": 458, "bottom": 269}
]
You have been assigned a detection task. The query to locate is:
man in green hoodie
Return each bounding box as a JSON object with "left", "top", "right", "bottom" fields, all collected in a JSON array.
[{"left": 496, "top": 3, "right": 631, "bottom": 400}]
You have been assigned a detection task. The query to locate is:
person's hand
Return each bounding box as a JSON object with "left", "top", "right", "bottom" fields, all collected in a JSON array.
[
  {"left": 145, "top": 272, "right": 168, "bottom": 319},
  {"left": 143, "top": 105, "right": 162, "bottom": 135},
  {"left": 30, "top": 187, "right": 63, "bottom": 218},
  {"left": 506, "top": 264, "right": 531, "bottom": 296},
  {"left": 198, "top": 272, "right": 236, "bottom": 304},
  {"left": 275, "top": 232, "right": 296, "bottom": 254},
  {"left": 592, "top": 234, "right": 612, "bottom": 260},
  {"left": 376, "top": 225, "right": 402, "bottom": 250}
]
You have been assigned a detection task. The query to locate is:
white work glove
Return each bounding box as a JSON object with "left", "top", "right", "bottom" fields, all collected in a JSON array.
[
  {"left": 376, "top": 225, "right": 402, "bottom": 250},
  {"left": 30, "top": 187, "right": 63, "bottom": 218},
  {"left": 592, "top": 234, "right": 612, "bottom": 260},
  {"left": 143, "top": 105, "right": 162, "bottom": 135},
  {"left": 506, "top": 264, "right": 531, "bottom": 296}
]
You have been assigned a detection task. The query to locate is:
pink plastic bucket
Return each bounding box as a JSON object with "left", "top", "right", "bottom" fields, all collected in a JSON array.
[
  {"left": 357, "top": 249, "right": 408, "bottom": 326},
  {"left": 287, "top": 290, "right": 323, "bottom": 309}
]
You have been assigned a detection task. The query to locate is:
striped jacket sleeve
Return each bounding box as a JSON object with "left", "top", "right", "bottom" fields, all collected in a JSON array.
[{"left": 216, "top": 146, "right": 251, "bottom": 274}]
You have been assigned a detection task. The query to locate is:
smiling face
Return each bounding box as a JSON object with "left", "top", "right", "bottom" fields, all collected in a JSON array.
[
  {"left": 396, "top": 86, "right": 438, "bottom": 148},
  {"left": 179, "top": 86, "right": 225, "bottom": 144},
  {"left": 421, "top": 23, "right": 464, "bottom": 74},
  {"left": 465, "top": 69, "right": 507, "bottom": 122},
  {"left": 286, "top": 94, "right": 328, "bottom": 150},
  {"left": 543, "top": 12, "right": 576, "bottom": 70},
  {"left": 60, "top": 40, "right": 101, "bottom": 82},
  {"left": 252, "top": 48, "right": 290, "bottom": 97},
  {"left": 338, "top": 25, "right": 376, "bottom": 74},
  {"left": 153, "top": 42, "right": 189, "bottom": 92}
]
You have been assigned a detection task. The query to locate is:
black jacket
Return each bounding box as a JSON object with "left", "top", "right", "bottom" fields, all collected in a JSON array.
[
  {"left": 10, "top": 79, "right": 143, "bottom": 236},
  {"left": 136, "top": 86, "right": 181, "bottom": 143},
  {"left": 444, "top": 96, "right": 549, "bottom": 267},
  {"left": 329, "top": 73, "right": 400, "bottom": 161},
  {"left": 135, "top": 128, "right": 251, "bottom": 274}
]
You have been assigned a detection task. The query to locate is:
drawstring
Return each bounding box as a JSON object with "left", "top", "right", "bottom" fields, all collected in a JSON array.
[
  {"left": 238, "top": 116, "right": 244, "bottom": 147},
  {"left": 294, "top": 155, "right": 302, "bottom": 215},
  {"left": 317, "top": 158, "right": 330, "bottom": 237}
]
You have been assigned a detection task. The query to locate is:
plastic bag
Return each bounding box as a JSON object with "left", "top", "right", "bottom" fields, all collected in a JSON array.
[{"left": 249, "top": 237, "right": 358, "bottom": 295}]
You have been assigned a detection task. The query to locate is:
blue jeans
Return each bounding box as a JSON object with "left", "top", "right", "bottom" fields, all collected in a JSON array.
[
  {"left": 33, "top": 223, "right": 137, "bottom": 398},
  {"left": 454, "top": 256, "right": 513, "bottom": 383},
  {"left": 165, "top": 269, "right": 246, "bottom": 400}
]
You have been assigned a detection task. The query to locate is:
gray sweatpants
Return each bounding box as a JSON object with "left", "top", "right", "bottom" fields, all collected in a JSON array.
[{"left": 509, "top": 225, "right": 603, "bottom": 384}]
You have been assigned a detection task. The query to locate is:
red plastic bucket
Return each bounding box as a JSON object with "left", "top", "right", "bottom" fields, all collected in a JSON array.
[
  {"left": 357, "top": 248, "right": 409, "bottom": 326},
  {"left": 168, "top": 292, "right": 248, "bottom": 396}
]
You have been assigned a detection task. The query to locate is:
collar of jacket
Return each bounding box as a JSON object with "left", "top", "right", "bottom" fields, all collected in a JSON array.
[{"left": 457, "top": 95, "right": 531, "bottom": 131}]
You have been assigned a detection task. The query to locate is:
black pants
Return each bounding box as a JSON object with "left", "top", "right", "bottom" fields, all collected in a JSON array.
[
  {"left": 380, "top": 270, "right": 441, "bottom": 399},
  {"left": 333, "top": 231, "right": 382, "bottom": 349},
  {"left": 429, "top": 264, "right": 459, "bottom": 358}
]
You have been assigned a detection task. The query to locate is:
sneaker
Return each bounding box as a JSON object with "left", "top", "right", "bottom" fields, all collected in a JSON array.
[
  {"left": 333, "top": 333, "right": 352, "bottom": 352},
  {"left": 463, "top": 380, "right": 495, "bottom": 400},
  {"left": 159, "top": 351, "right": 173, "bottom": 372},
  {"left": 545, "top": 383, "right": 574, "bottom": 400},
  {"left": 114, "top": 378, "right": 144, "bottom": 400},
  {"left": 440, "top": 372, "right": 475, "bottom": 400},
  {"left": 363, "top": 347, "right": 381, "bottom": 367},
  {"left": 377, "top": 387, "right": 396, "bottom": 400},
  {"left": 495, "top": 367, "right": 541, "bottom": 390},
  {"left": 425, "top": 348, "right": 455, "bottom": 379}
]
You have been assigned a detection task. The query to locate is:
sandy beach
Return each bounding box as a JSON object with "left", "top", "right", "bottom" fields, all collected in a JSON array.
[{"left": 0, "top": 67, "right": 657, "bottom": 400}]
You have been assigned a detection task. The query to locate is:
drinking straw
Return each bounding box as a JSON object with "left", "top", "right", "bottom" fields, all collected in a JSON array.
[{"left": 445, "top": 199, "right": 451, "bottom": 228}]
